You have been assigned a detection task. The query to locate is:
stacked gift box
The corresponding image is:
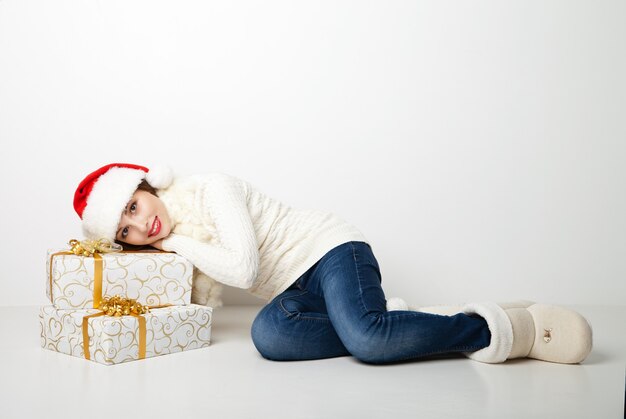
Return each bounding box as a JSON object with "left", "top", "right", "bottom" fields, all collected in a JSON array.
[{"left": 39, "top": 239, "right": 213, "bottom": 365}]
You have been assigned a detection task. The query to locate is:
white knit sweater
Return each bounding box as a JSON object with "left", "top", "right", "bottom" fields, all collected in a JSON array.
[{"left": 157, "top": 172, "right": 370, "bottom": 304}]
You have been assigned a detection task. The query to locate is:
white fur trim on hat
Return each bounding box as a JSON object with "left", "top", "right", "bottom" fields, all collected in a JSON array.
[
  {"left": 462, "top": 302, "right": 513, "bottom": 363},
  {"left": 145, "top": 165, "right": 173, "bottom": 189},
  {"left": 81, "top": 167, "right": 147, "bottom": 241}
]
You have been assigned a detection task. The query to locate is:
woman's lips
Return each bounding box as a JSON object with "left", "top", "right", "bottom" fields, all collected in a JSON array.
[{"left": 149, "top": 216, "right": 161, "bottom": 237}]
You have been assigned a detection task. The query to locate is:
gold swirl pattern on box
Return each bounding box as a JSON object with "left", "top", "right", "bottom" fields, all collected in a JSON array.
[
  {"left": 45, "top": 249, "right": 194, "bottom": 309},
  {"left": 39, "top": 304, "right": 212, "bottom": 365}
]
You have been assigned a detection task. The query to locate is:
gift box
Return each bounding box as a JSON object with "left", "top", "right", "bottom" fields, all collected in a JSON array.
[
  {"left": 46, "top": 249, "right": 194, "bottom": 309},
  {"left": 39, "top": 303, "right": 212, "bottom": 365}
]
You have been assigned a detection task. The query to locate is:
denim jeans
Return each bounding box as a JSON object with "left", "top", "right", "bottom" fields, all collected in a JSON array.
[{"left": 251, "top": 241, "right": 491, "bottom": 364}]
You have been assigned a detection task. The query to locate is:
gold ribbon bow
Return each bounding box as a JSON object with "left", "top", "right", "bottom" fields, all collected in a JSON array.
[
  {"left": 81, "top": 295, "right": 171, "bottom": 361},
  {"left": 69, "top": 238, "right": 123, "bottom": 257},
  {"left": 48, "top": 239, "right": 122, "bottom": 309}
]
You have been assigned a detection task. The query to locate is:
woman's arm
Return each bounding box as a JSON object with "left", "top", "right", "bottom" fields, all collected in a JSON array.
[{"left": 160, "top": 173, "right": 260, "bottom": 289}]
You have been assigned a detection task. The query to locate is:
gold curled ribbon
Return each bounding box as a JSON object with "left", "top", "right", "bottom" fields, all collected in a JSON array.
[
  {"left": 81, "top": 295, "right": 172, "bottom": 361},
  {"left": 69, "top": 238, "right": 123, "bottom": 257}
]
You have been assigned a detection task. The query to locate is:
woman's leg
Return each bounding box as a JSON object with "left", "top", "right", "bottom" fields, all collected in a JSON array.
[
  {"left": 297, "top": 241, "right": 492, "bottom": 364},
  {"left": 250, "top": 283, "right": 351, "bottom": 361}
]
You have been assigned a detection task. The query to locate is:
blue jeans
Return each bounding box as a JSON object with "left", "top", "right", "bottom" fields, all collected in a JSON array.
[{"left": 251, "top": 241, "right": 491, "bottom": 364}]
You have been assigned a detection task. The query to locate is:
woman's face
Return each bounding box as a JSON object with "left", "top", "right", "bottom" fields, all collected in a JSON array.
[{"left": 115, "top": 189, "right": 172, "bottom": 245}]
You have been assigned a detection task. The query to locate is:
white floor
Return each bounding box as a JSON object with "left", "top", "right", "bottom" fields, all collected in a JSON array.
[{"left": 1, "top": 304, "right": 624, "bottom": 419}]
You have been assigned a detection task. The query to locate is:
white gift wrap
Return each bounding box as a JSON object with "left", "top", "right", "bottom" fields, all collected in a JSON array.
[
  {"left": 46, "top": 249, "right": 194, "bottom": 309},
  {"left": 39, "top": 304, "right": 212, "bottom": 365}
]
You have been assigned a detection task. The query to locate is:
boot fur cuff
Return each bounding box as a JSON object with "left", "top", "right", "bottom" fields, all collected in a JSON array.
[{"left": 462, "top": 302, "right": 513, "bottom": 363}]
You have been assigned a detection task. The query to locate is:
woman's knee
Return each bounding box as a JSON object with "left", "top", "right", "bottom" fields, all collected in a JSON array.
[
  {"left": 338, "top": 315, "right": 391, "bottom": 364},
  {"left": 251, "top": 305, "right": 281, "bottom": 360},
  {"left": 345, "top": 338, "right": 389, "bottom": 364}
]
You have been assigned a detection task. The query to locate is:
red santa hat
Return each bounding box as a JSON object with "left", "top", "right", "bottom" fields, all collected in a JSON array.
[{"left": 74, "top": 163, "right": 173, "bottom": 241}]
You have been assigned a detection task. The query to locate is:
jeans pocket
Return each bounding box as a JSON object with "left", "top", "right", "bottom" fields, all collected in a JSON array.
[{"left": 278, "top": 290, "right": 311, "bottom": 317}]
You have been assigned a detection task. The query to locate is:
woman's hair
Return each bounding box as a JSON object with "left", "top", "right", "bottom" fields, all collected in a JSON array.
[{"left": 114, "top": 179, "right": 160, "bottom": 251}]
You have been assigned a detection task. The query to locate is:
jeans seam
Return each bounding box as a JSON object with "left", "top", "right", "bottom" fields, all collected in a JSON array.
[
  {"left": 349, "top": 242, "right": 370, "bottom": 316},
  {"left": 295, "top": 316, "right": 333, "bottom": 322}
]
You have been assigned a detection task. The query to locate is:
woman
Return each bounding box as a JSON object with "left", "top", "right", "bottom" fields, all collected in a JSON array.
[{"left": 73, "top": 162, "right": 593, "bottom": 364}]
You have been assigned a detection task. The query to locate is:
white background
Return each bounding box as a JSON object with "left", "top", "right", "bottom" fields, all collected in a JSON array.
[{"left": 0, "top": 0, "right": 624, "bottom": 307}]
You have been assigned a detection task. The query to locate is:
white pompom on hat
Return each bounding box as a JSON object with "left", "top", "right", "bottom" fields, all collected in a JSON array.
[{"left": 73, "top": 163, "right": 173, "bottom": 241}]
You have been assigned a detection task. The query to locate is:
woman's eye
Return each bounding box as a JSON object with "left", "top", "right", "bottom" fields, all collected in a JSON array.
[
  {"left": 130, "top": 203, "right": 137, "bottom": 212},
  {"left": 122, "top": 227, "right": 129, "bottom": 238}
]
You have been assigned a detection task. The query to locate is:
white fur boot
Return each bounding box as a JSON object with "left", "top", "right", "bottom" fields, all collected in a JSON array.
[
  {"left": 462, "top": 301, "right": 593, "bottom": 364},
  {"left": 386, "top": 297, "right": 593, "bottom": 364},
  {"left": 386, "top": 297, "right": 464, "bottom": 316}
]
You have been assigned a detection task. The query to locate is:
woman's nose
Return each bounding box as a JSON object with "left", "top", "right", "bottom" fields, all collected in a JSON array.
[{"left": 129, "top": 217, "right": 149, "bottom": 233}]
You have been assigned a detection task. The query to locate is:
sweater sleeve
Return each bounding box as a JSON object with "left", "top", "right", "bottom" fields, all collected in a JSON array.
[{"left": 160, "top": 173, "right": 260, "bottom": 289}]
